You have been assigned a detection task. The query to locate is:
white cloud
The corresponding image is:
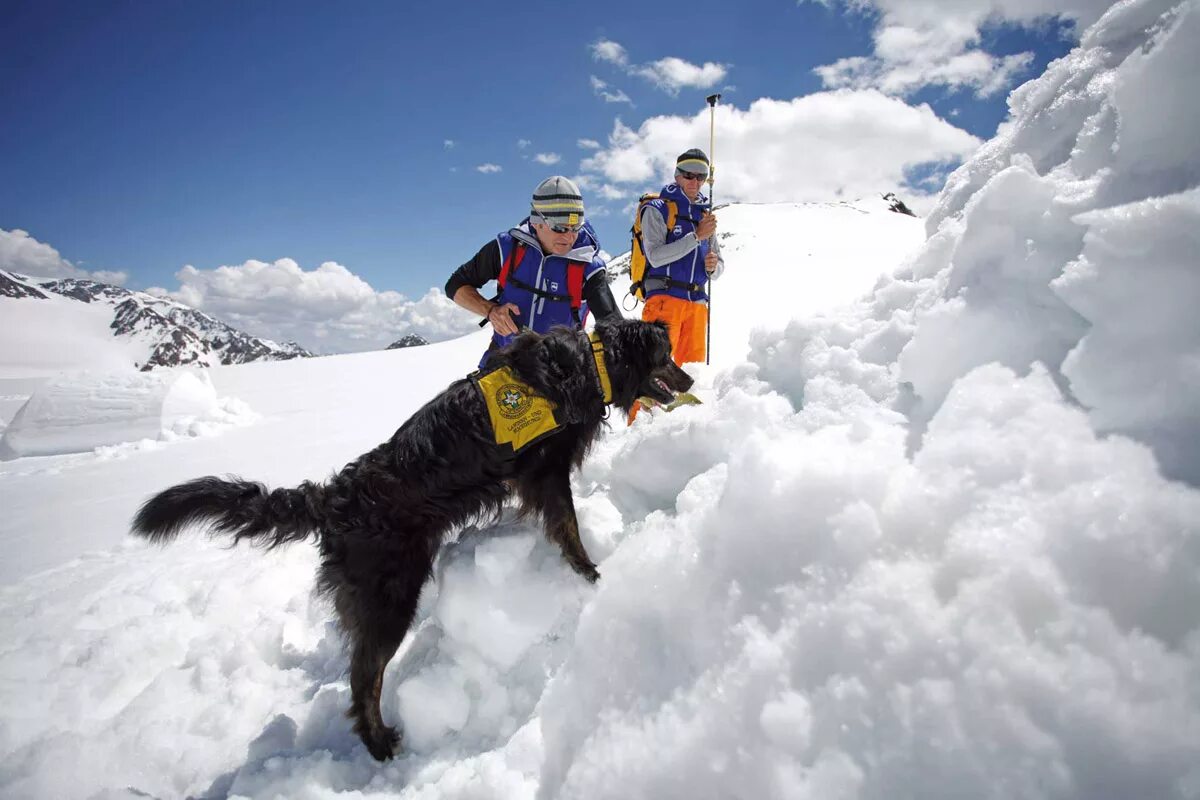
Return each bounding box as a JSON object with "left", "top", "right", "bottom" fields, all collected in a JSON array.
[
  {"left": 476, "top": 163, "right": 502, "bottom": 173},
  {"left": 591, "top": 38, "right": 728, "bottom": 97},
  {"left": 590, "top": 39, "right": 629, "bottom": 67},
  {"left": 534, "top": 152, "right": 562, "bottom": 165},
  {"left": 810, "top": 0, "right": 1111, "bottom": 97},
  {"left": 443, "top": 139, "right": 456, "bottom": 150},
  {"left": 577, "top": 139, "right": 601, "bottom": 149},
  {"left": 635, "top": 56, "right": 729, "bottom": 95},
  {"left": 157, "top": 258, "right": 480, "bottom": 353},
  {"left": 590, "top": 75, "right": 633, "bottom": 105},
  {"left": 580, "top": 91, "right": 981, "bottom": 205},
  {"left": 517, "top": 139, "right": 532, "bottom": 149},
  {"left": 0, "top": 228, "right": 128, "bottom": 285}
]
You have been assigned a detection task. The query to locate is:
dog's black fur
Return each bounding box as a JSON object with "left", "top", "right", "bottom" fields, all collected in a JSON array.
[{"left": 130, "top": 318, "right": 693, "bottom": 761}]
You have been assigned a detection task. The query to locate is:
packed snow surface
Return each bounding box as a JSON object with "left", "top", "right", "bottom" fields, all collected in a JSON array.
[{"left": 2, "top": 1, "right": 1200, "bottom": 797}]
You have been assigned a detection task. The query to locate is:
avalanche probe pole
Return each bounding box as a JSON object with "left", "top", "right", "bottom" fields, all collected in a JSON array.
[{"left": 705, "top": 93, "right": 720, "bottom": 366}]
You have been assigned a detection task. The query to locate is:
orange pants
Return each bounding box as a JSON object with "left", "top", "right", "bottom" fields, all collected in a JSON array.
[
  {"left": 644, "top": 294, "right": 709, "bottom": 366},
  {"left": 628, "top": 294, "right": 708, "bottom": 423}
]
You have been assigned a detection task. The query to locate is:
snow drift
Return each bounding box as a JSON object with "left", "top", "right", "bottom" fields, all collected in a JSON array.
[{"left": 0, "top": 369, "right": 252, "bottom": 459}]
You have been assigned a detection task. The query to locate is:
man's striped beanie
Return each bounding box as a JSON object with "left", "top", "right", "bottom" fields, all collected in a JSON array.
[
  {"left": 530, "top": 176, "right": 585, "bottom": 227},
  {"left": 675, "top": 148, "right": 710, "bottom": 176}
]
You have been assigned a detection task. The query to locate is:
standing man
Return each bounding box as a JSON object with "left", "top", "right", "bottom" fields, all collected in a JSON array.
[
  {"left": 627, "top": 149, "right": 723, "bottom": 421},
  {"left": 638, "top": 148, "right": 724, "bottom": 367},
  {"left": 446, "top": 176, "right": 620, "bottom": 368}
]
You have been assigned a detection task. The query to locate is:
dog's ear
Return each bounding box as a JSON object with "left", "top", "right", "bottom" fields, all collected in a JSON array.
[{"left": 623, "top": 319, "right": 672, "bottom": 367}]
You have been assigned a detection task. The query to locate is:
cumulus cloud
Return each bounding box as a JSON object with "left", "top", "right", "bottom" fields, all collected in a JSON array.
[
  {"left": 443, "top": 139, "right": 456, "bottom": 150},
  {"left": 635, "top": 56, "right": 729, "bottom": 95},
  {"left": 580, "top": 91, "right": 981, "bottom": 207},
  {"left": 476, "top": 163, "right": 502, "bottom": 173},
  {"left": 153, "top": 258, "right": 479, "bottom": 354},
  {"left": 591, "top": 38, "right": 728, "bottom": 96},
  {"left": 0, "top": 228, "right": 128, "bottom": 285},
  {"left": 590, "top": 75, "right": 633, "bottom": 105},
  {"left": 534, "top": 152, "right": 562, "bottom": 165},
  {"left": 517, "top": 139, "right": 532, "bottom": 149},
  {"left": 810, "top": 0, "right": 1112, "bottom": 97},
  {"left": 577, "top": 138, "right": 601, "bottom": 149}
]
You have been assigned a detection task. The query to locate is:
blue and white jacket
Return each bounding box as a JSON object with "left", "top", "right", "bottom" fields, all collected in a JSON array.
[
  {"left": 486, "top": 221, "right": 606, "bottom": 356},
  {"left": 639, "top": 183, "right": 723, "bottom": 303}
]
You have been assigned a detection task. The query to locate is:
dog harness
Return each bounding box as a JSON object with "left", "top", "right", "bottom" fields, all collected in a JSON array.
[
  {"left": 473, "top": 333, "right": 613, "bottom": 455},
  {"left": 475, "top": 366, "right": 563, "bottom": 454},
  {"left": 588, "top": 331, "right": 613, "bottom": 404}
]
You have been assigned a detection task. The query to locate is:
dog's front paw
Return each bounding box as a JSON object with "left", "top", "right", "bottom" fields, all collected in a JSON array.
[{"left": 362, "top": 724, "right": 401, "bottom": 762}]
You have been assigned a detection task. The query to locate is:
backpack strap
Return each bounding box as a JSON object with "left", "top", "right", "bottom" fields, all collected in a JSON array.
[
  {"left": 566, "top": 262, "right": 584, "bottom": 325},
  {"left": 478, "top": 240, "right": 528, "bottom": 329},
  {"left": 497, "top": 241, "right": 526, "bottom": 289},
  {"left": 663, "top": 198, "right": 678, "bottom": 230}
]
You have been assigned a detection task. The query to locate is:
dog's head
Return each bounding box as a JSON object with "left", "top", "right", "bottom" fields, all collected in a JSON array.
[{"left": 594, "top": 318, "right": 695, "bottom": 411}]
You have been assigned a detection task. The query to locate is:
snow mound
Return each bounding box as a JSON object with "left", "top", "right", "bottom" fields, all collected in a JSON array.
[
  {"left": 753, "top": 0, "right": 1200, "bottom": 483},
  {"left": 0, "top": 369, "right": 254, "bottom": 459}
]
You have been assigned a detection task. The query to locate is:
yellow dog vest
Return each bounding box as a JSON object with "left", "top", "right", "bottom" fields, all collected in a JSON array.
[{"left": 474, "top": 366, "right": 562, "bottom": 453}]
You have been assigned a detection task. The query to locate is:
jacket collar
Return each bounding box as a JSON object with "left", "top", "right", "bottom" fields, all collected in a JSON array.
[
  {"left": 511, "top": 221, "right": 597, "bottom": 264},
  {"left": 662, "top": 183, "right": 708, "bottom": 209}
]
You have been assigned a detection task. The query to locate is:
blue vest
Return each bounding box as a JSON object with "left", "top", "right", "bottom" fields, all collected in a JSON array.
[
  {"left": 480, "top": 222, "right": 605, "bottom": 367},
  {"left": 645, "top": 183, "right": 711, "bottom": 302}
]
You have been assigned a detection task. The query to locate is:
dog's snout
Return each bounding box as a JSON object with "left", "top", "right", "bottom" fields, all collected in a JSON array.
[{"left": 668, "top": 362, "right": 694, "bottom": 392}]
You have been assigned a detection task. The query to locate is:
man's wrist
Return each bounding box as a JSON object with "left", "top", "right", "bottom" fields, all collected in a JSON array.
[{"left": 482, "top": 302, "right": 497, "bottom": 320}]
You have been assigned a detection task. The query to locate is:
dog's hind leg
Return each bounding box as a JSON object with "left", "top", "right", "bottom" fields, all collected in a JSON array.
[
  {"left": 518, "top": 469, "right": 599, "bottom": 583},
  {"left": 332, "top": 567, "right": 428, "bottom": 761}
]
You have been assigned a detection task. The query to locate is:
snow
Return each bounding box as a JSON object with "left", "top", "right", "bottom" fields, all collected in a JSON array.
[
  {"left": 2, "top": 0, "right": 1200, "bottom": 797},
  {"left": 0, "top": 370, "right": 253, "bottom": 459},
  {"left": 0, "top": 291, "right": 144, "bottom": 377}
]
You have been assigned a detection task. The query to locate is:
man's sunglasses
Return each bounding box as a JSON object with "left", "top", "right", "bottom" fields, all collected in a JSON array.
[
  {"left": 535, "top": 213, "right": 584, "bottom": 234},
  {"left": 677, "top": 170, "right": 708, "bottom": 182}
]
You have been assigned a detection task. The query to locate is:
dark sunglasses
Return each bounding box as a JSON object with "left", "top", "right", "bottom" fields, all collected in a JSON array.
[
  {"left": 535, "top": 213, "right": 584, "bottom": 234},
  {"left": 678, "top": 170, "right": 708, "bottom": 182}
]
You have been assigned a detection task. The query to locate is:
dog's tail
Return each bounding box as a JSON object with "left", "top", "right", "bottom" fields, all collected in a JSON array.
[{"left": 131, "top": 475, "right": 325, "bottom": 549}]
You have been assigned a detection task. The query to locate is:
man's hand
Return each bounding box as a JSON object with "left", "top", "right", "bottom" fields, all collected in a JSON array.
[
  {"left": 486, "top": 302, "right": 522, "bottom": 336},
  {"left": 695, "top": 211, "right": 717, "bottom": 241},
  {"left": 705, "top": 250, "right": 719, "bottom": 274}
]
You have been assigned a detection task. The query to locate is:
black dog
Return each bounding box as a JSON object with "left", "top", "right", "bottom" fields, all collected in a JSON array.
[{"left": 130, "top": 318, "right": 693, "bottom": 761}]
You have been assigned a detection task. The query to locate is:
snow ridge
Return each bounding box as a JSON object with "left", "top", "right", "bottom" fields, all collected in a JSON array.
[{"left": 2, "top": 269, "right": 313, "bottom": 372}]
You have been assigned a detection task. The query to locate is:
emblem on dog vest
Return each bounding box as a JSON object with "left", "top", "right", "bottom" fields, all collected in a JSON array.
[{"left": 474, "top": 366, "right": 562, "bottom": 453}]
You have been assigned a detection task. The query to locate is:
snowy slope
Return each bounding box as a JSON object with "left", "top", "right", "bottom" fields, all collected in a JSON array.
[
  {"left": 2, "top": 1, "right": 1200, "bottom": 797},
  {"left": 0, "top": 270, "right": 312, "bottom": 377},
  {"left": 608, "top": 197, "right": 926, "bottom": 365}
]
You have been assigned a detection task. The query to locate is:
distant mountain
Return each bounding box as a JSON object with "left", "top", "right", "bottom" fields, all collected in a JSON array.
[
  {"left": 1, "top": 271, "right": 50, "bottom": 299},
  {"left": 386, "top": 334, "right": 429, "bottom": 349},
  {"left": 882, "top": 192, "right": 917, "bottom": 217},
  {"left": 0, "top": 269, "right": 312, "bottom": 372}
]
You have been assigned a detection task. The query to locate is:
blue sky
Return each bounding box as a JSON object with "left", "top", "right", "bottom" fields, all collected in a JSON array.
[{"left": 1, "top": 0, "right": 1085, "bottom": 350}]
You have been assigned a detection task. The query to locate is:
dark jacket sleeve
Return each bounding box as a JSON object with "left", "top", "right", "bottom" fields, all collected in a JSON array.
[
  {"left": 583, "top": 271, "right": 620, "bottom": 321},
  {"left": 445, "top": 240, "right": 502, "bottom": 299}
]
